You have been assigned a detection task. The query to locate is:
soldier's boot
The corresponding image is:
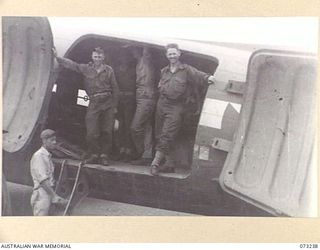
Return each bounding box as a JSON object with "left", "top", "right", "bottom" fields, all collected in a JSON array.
[
  {"left": 100, "top": 154, "right": 109, "bottom": 166},
  {"left": 150, "top": 151, "right": 164, "bottom": 176},
  {"left": 159, "top": 155, "right": 175, "bottom": 173},
  {"left": 84, "top": 154, "right": 99, "bottom": 164}
]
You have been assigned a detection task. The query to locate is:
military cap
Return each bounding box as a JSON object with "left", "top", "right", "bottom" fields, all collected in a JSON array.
[{"left": 40, "top": 129, "right": 56, "bottom": 140}]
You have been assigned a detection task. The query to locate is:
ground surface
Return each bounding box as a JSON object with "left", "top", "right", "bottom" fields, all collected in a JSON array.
[{"left": 6, "top": 182, "right": 194, "bottom": 216}]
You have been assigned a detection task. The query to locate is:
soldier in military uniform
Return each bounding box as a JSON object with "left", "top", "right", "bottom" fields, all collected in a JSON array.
[
  {"left": 151, "top": 43, "right": 215, "bottom": 175},
  {"left": 130, "top": 47, "right": 158, "bottom": 165},
  {"left": 114, "top": 51, "right": 137, "bottom": 161},
  {"left": 53, "top": 47, "right": 119, "bottom": 166}
]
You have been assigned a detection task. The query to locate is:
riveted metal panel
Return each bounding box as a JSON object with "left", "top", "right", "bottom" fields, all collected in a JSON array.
[
  {"left": 220, "top": 50, "right": 317, "bottom": 217},
  {"left": 3, "top": 17, "right": 54, "bottom": 152}
]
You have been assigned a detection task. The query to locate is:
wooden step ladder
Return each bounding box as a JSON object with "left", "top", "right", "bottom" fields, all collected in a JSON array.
[{"left": 54, "top": 160, "right": 89, "bottom": 216}]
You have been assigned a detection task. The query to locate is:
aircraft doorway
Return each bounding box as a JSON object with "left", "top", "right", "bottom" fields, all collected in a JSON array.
[{"left": 47, "top": 34, "right": 218, "bottom": 179}]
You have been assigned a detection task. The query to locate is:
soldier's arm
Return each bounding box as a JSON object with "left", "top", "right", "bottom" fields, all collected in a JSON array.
[
  {"left": 110, "top": 69, "right": 120, "bottom": 112},
  {"left": 40, "top": 179, "right": 67, "bottom": 205},
  {"left": 186, "top": 65, "right": 215, "bottom": 115},
  {"left": 40, "top": 179, "right": 56, "bottom": 197},
  {"left": 53, "top": 47, "right": 86, "bottom": 74},
  {"left": 187, "top": 65, "right": 215, "bottom": 86},
  {"left": 55, "top": 57, "right": 86, "bottom": 74}
]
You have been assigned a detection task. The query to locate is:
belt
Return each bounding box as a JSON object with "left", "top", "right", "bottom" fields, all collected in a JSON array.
[{"left": 90, "top": 91, "right": 112, "bottom": 98}]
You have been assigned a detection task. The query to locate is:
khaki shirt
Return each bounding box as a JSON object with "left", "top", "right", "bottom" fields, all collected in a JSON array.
[
  {"left": 158, "top": 62, "right": 209, "bottom": 101},
  {"left": 57, "top": 57, "right": 119, "bottom": 107},
  {"left": 30, "top": 147, "right": 55, "bottom": 190}
]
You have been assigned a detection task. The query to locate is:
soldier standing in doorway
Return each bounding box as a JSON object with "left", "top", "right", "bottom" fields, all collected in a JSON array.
[
  {"left": 151, "top": 43, "right": 215, "bottom": 175},
  {"left": 114, "top": 50, "right": 137, "bottom": 161},
  {"left": 130, "top": 47, "right": 158, "bottom": 165},
  {"left": 53, "top": 47, "right": 119, "bottom": 166}
]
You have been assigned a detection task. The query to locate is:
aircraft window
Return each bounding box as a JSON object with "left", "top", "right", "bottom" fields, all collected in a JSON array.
[
  {"left": 52, "top": 84, "right": 57, "bottom": 93},
  {"left": 77, "top": 89, "right": 90, "bottom": 107}
]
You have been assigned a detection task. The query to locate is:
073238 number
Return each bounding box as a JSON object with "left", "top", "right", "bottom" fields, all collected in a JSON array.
[{"left": 300, "top": 244, "right": 318, "bottom": 248}]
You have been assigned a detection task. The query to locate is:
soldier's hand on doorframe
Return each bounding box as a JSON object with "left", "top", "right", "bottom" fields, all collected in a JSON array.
[
  {"left": 52, "top": 47, "right": 58, "bottom": 58},
  {"left": 208, "top": 75, "right": 216, "bottom": 85}
]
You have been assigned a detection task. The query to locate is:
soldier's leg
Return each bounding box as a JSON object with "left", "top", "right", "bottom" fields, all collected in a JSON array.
[
  {"left": 152, "top": 104, "right": 183, "bottom": 175},
  {"left": 123, "top": 96, "right": 136, "bottom": 159},
  {"left": 85, "top": 106, "right": 100, "bottom": 163},
  {"left": 141, "top": 121, "right": 153, "bottom": 159},
  {"left": 150, "top": 104, "right": 165, "bottom": 174},
  {"left": 154, "top": 102, "right": 165, "bottom": 144},
  {"left": 117, "top": 97, "right": 126, "bottom": 157},
  {"left": 100, "top": 106, "right": 114, "bottom": 165},
  {"left": 156, "top": 105, "right": 183, "bottom": 155},
  {"left": 162, "top": 154, "right": 176, "bottom": 173},
  {"left": 130, "top": 98, "right": 155, "bottom": 158}
]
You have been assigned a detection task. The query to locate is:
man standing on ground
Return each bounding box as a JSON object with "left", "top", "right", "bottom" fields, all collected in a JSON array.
[
  {"left": 53, "top": 47, "right": 119, "bottom": 165},
  {"left": 130, "top": 47, "right": 158, "bottom": 165},
  {"left": 30, "top": 129, "right": 67, "bottom": 216},
  {"left": 151, "top": 43, "right": 215, "bottom": 175}
]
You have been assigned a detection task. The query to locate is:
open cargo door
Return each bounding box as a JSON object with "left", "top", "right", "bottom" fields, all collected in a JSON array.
[
  {"left": 219, "top": 50, "right": 317, "bottom": 217},
  {"left": 3, "top": 17, "right": 54, "bottom": 153}
]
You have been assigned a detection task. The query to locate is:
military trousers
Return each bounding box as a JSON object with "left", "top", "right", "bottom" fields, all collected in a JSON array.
[
  {"left": 130, "top": 98, "right": 156, "bottom": 158},
  {"left": 85, "top": 95, "right": 114, "bottom": 156},
  {"left": 155, "top": 96, "right": 184, "bottom": 155}
]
